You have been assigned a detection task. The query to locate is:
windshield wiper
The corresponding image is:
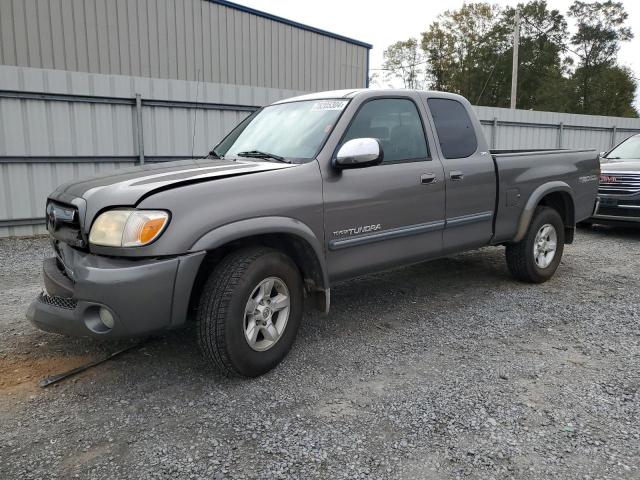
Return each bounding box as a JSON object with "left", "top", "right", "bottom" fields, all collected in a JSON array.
[{"left": 236, "top": 150, "right": 291, "bottom": 163}]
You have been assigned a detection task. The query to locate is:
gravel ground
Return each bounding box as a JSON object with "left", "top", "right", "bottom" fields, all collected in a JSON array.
[{"left": 0, "top": 228, "right": 639, "bottom": 480}]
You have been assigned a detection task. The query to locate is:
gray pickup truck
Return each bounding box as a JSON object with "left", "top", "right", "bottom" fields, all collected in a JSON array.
[{"left": 27, "top": 89, "right": 600, "bottom": 377}]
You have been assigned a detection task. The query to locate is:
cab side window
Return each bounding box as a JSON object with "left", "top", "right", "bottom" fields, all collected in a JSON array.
[
  {"left": 427, "top": 98, "right": 478, "bottom": 159},
  {"left": 340, "top": 98, "right": 429, "bottom": 163}
]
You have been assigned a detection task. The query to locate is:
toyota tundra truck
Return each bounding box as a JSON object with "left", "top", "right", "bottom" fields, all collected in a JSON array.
[{"left": 27, "top": 89, "right": 600, "bottom": 377}]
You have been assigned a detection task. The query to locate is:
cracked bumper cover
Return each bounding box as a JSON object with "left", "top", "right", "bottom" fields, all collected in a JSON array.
[{"left": 26, "top": 245, "right": 205, "bottom": 338}]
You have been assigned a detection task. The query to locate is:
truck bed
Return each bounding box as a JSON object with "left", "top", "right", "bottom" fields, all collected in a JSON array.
[{"left": 491, "top": 149, "right": 600, "bottom": 244}]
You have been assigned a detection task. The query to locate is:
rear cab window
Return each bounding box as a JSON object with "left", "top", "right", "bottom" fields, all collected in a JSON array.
[{"left": 427, "top": 98, "right": 478, "bottom": 159}]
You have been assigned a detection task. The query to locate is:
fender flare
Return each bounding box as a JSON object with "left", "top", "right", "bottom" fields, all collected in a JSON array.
[
  {"left": 513, "top": 181, "right": 575, "bottom": 243},
  {"left": 189, "top": 216, "right": 329, "bottom": 290}
]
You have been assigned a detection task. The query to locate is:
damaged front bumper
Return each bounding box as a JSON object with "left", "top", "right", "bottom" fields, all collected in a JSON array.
[{"left": 26, "top": 241, "right": 204, "bottom": 338}]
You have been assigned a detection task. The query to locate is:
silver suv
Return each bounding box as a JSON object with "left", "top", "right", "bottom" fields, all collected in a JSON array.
[{"left": 591, "top": 134, "right": 640, "bottom": 225}]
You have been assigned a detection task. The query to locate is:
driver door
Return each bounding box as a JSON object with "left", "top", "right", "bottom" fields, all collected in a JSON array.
[{"left": 322, "top": 96, "right": 446, "bottom": 282}]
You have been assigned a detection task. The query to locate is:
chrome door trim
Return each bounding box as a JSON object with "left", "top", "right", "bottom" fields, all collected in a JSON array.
[
  {"left": 328, "top": 220, "right": 445, "bottom": 251},
  {"left": 445, "top": 211, "right": 494, "bottom": 227}
]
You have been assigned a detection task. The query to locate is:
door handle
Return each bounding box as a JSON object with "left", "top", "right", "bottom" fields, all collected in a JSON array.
[
  {"left": 450, "top": 170, "right": 464, "bottom": 181},
  {"left": 420, "top": 173, "right": 437, "bottom": 185}
]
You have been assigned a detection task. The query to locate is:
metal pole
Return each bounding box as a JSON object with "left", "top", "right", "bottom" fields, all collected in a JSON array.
[
  {"left": 135, "top": 93, "right": 145, "bottom": 165},
  {"left": 558, "top": 122, "right": 564, "bottom": 148},
  {"left": 491, "top": 117, "right": 498, "bottom": 149},
  {"left": 510, "top": 10, "right": 520, "bottom": 109},
  {"left": 610, "top": 125, "right": 617, "bottom": 148}
]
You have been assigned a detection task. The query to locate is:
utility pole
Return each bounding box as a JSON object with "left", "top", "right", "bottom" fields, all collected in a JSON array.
[{"left": 510, "top": 10, "right": 520, "bottom": 109}]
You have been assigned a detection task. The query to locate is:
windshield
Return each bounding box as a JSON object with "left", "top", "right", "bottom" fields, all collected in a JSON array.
[
  {"left": 605, "top": 135, "right": 640, "bottom": 161},
  {"left": 214, "top": 99, "right": 349, "bottom": 160}
]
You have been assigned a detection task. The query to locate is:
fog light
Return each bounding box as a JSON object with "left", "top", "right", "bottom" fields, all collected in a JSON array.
[{"left": 99, "top": 308, "right": 115, "bottom": 329}]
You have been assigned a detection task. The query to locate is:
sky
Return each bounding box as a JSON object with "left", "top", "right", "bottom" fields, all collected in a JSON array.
[{"left": 239, "top": 0, "right": 640, "bottom": 107}]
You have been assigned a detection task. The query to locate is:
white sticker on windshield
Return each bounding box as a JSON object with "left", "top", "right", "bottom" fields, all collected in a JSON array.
[{"left": 311, "top": 100, "right": 348, "bottom": 111}]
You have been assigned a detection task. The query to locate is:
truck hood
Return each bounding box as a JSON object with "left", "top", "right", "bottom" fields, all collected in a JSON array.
[
  {"left": 600, "top": 158, "right": 640, "bottom": 173},
  {"left": 50, "top": 158, "right": 296, "bottom": 206},
  {"left": 48, "top": 158, "right": 297, "bottom": 233}
]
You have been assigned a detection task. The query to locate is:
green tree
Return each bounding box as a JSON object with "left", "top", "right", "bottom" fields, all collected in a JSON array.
[
  {"left": 567, "top": 0, "right": 635, "bottom": 115},
  {"left": 420, "top": 3, "right": 506, "bottom": 103},
  {"left": 501, "top": 1, "right": 570, "bottom": 110},
  {"left": 387, "top": 0, "right": 637, "bottom": 116},
  {"left": 381, "top": 38, "right": 425, "bottom": 89},
  {"left": 419, "top": 1, "right": 568, "bottom": 109},
  {"left": 420, "top": 20, "right": 457, "bottom": 92},
  {"left": 567, "top": 65, "right": 638, "bottom": 117}
]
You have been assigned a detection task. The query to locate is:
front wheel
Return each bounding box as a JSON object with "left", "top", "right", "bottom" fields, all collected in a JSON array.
[
  {"left": 505, "top": 206, "right": 565, "bottom": 283},
  {"left": 197, "top": 247, "right": 303, "bottom": 377}
]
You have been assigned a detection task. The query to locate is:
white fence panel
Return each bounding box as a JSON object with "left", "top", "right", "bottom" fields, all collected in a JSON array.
[{"left": 1, "top": 65, "right": 640, "bottom": 237}]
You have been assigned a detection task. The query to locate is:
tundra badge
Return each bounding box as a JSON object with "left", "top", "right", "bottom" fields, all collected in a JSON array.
[{"left": 333, "top": 224, "right": 382, "bottom": 237}]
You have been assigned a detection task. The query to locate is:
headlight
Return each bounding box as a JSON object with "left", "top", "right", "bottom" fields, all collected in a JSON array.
[{"left": 89, "top": 209, "right": 169, "bottom": 247}]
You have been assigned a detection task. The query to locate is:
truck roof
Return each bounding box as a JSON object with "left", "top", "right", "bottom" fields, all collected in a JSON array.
[
  {"left": 272, "top": 89, "right": 366, "bottom": 103},
  {"left": 273, "top": 89, "right": 466, "bottom": 104}
]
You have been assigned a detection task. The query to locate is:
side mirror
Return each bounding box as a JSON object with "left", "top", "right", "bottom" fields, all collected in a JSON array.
[{"left": 334, "top": 138, "right": 383, "bottom": 169}]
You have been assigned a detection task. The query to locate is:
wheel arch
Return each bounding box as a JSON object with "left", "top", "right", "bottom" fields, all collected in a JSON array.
[
  {"left": 513, "top": 182, "right": 576, "bottom": 243},
  {"left": 188, "top": 217, "right": 329, "bottom": 314}
]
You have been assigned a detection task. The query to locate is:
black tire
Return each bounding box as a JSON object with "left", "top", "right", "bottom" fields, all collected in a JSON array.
[
  {"left": 505, "top": 206, "right": 565, "bottom": 283},
  {"left": 197, "top": 247, "right": 303, "bottom": 377}
]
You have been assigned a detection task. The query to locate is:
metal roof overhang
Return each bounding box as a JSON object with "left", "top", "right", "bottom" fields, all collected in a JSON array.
[{"left": 208, "top": 0, "right": 373, "bottom": 49}]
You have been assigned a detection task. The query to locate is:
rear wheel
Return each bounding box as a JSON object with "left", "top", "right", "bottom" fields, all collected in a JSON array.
[
  {"left": 197, "top": 247, "right": 303, "bottom": 377},
  {"left": 506, "top": 206, "right": 565, "bottom": 283}
]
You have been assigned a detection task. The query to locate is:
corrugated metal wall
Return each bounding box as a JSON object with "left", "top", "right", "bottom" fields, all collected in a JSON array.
[
  {"left": 2, "top": 65, "right": 639, "bottom": 238},
  {"left": 0, "top": 64, "right": 308, "bottom": 237},
  {"left": 474, "top": 106, "right": 640, "bottom": 151},
  {"left": 0, "top": 0, "right": 369, "bottom": 91}
]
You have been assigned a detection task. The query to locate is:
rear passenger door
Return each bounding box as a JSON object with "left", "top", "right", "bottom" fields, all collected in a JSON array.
[
  {"left": 323, "top": 96, "right": 445, "bottom": 281},
  {"left": 425, "top": 97, "right": 496, "bottom": 253}
]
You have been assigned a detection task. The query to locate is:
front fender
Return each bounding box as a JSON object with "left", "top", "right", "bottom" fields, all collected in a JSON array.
[
  {"left": 189, "top": 216, "right": 329, "bottom": 289},
  {"left": 513, "top": 181, "right": 574, "bottom": 243}
]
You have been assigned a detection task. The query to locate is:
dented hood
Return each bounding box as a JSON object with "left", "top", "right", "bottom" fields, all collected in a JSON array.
[
  {"left": 48, "top": 158, "right": 296, "bottom": 230},
  {"left": 51, "top": 158, "right": 294, "bottom": 203}
]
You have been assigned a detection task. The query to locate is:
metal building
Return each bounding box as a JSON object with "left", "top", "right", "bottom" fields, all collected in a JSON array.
[
  {"left": 0, "top": 0, "right": 371, "bottom": 90},
  {"left": 0, "top": 0, "right": 372, "bottom": 236}
]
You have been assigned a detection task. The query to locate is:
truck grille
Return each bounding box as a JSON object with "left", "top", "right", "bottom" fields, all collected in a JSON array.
[
  {"left": 598, "top": 173, "right": 640, "bottom": 196},
  {"left": 46, "top": 201, "right": 85, "bottom": 247},
  {"left": 38, "top": 292, "right": 78, "bottom": 310}
]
